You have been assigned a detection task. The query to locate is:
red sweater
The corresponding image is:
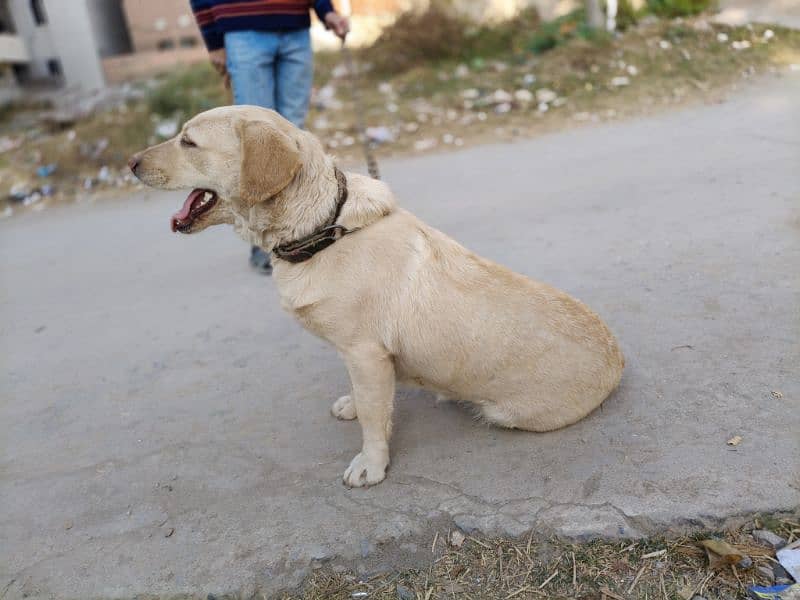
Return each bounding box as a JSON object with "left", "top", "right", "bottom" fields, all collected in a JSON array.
[{"left": 190, "top": 0, "right": 335, "bottom": 50}]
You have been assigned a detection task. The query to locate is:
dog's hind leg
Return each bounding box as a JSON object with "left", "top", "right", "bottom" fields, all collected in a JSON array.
[{"left": 479, "top": 402, "right": 521, "bottom": 429}]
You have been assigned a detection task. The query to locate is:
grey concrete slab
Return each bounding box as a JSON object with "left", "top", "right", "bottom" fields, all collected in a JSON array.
[{"left": 1, "top": 75, "right": 799, "bottom": 599}]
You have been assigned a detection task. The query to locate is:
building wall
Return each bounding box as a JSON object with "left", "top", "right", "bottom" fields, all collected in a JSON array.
[
  {"left": 6, "top": 0, "right": 54, "bottom": 79},
  {"left": 41, "top": 0, "right": 105, "bottom": 89},
  {"left": 86, "top": 0, "right": 132, "bottom": 58},
  {"left": 121, "top": 0, "right": 201, "bottom": 53}
]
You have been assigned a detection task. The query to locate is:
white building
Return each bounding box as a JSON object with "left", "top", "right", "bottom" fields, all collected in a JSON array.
[{"left": 0, "top": 0, "right": 132, "bottom": 96}]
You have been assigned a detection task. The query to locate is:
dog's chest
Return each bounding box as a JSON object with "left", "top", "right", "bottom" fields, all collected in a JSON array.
[{"left": 275, "top": 277, "right": 343, "bottom": 343}]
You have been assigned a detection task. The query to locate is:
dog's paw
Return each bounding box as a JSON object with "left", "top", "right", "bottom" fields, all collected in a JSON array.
[
  {"left": 343, "top": 450, "right": 389, "bottom": 487},
  {"left": 331, "top": 394, "right": 357, "bottom": 420}
]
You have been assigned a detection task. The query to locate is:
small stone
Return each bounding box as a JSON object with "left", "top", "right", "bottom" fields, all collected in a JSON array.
[
  {"left": 514, "top": 89, "right": 533, "bottom": 103},
  {"left": 461, "top": 88, "right": 480, "bottom": 100},
  {"left": 378, "top": 82, "right": 392, "bottom": 95},
  {"left": 537, "top": 102, "right": 549, "bottom": 113},
  {"left": 732, "top": 40, "right": 751, "bottom": 50},
  {"left": 494, "top": 102, "right": 511, "bottom": 114},
  {"left": 753, "top": 529, "right": 787, "bottom": 549},
  {"left": 522, "top": 73, "right": 536, "bottom": 85},
  {"left": 737, "top": 556, "right": 753, "bottom": 569},
  {"left": 627, "top": 65, "right": 639, "bottom": 76},
  {"left": 691, "top": 596, "right": 707, "bottom": 600},
  {"left": 454, "top": 64, "right": 469, "bottom": 78},
  {"left": 659, "top": 40, "right": 672, "bottom": 49},
  {"left": 611, "top": 76, "right": 630, "bottom": 87},
  {"left": 757, "top": 565, "right": 775, "bottom": 582},
  {"left": 717, "top": 32, "right": 729, "bottom": 42},
  {"left": 155, "top": 119, "right": 178, "bottom": 138},
  {"left": 763, "top": 29, "right": 775, "bottom": 40},
  {"left": 396, "top": 584, "right": 414, "bottom": 600},
  {"left": 308, "top": 544, "right": 331, "bottom": 561},
  {"left": 450, "top": 530, "right": 466, "bottom": 548},
  {"left": 365, "top": 126, "right": 394, "bottom": 144},
  {"left": 535, "top": 88, "right": 557, "bottom": 103},
  {"left": 413, "top": 138, "right": 437, "bottom": 151},
  {"left": 490, "top": 89, "right": 513, "bottom": 103}
]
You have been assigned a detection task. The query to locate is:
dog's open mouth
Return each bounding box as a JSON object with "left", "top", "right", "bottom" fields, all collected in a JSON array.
[{"left": 171, "top": 189, "right": 218, "bottom": 233}]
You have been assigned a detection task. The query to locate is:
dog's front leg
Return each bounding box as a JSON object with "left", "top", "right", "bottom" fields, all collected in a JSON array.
[{"left": 341, "top": 344, "right": 394, "bottom": 487}]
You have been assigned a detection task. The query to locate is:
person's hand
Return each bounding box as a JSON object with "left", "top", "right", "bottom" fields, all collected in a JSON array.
[
  {"left": 209, "top": 48, "right": 231, "bottom": 89},
  {"left": 324, "top": 12, "right": 350, "bottom": 40}
]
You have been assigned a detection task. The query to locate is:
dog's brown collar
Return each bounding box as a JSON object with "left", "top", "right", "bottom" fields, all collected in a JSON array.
[{"left": 272, "top": 167, "right": 354, "bottom": 264}]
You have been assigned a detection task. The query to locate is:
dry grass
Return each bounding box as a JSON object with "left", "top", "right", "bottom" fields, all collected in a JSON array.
[{"left": 280, "top": 512, "right": 799, "bottom": 600}]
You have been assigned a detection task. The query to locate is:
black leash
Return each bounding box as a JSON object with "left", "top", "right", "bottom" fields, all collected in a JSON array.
[{"left": 340, "top": 39, "right": 381, "bottom": 180}]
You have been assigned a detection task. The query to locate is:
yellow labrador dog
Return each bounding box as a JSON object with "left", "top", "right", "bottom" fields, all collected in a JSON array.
[{"left": 130, "top": 106, "right": 624, "bottom": 488}]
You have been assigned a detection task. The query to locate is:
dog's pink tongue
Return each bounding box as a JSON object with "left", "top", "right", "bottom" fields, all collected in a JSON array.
[{"left": 171, "top": 189, "right": 205, "bottom": 232}]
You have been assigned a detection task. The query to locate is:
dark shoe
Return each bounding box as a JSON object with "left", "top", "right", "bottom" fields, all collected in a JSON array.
[{"left": 249, "top": 246, "right": 272, "bottom": 275}]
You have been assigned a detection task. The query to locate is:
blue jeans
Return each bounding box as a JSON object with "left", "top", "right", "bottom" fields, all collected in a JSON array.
[{"left": 225, "top": 29, "right": 313, "bottom": 128}]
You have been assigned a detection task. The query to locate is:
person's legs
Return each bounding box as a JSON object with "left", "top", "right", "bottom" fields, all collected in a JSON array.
[
  {"left": 274, "top": 29, "right": 313, "bottom": 128},
  {"left": 225, "top": 30, "right": 279, "bottom": 107},
  {"left": 224, "top": 31, "right": 280, "bottom": 274}
]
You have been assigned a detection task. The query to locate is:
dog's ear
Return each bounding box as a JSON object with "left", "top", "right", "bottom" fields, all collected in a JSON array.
[{"left": 238, "top": 119, "right": 301, "bottom": 207}]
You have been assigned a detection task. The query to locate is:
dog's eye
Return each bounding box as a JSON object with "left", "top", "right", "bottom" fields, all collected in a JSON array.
[{"left": 180, "top": 136, "right": 197, "bottom": 148}]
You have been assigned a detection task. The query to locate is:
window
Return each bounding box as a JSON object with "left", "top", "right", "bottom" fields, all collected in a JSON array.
[
  {"left": 31, "top": 0, "right": 47, "bottom": 25},
  {"left": 157, "top": 39, "right": 175, "bottom": 51},
  {"left": 47, "top": 59, "right": 62, "bottom": 77},
  {"left": 179, "top": 36, "right": 198, "bottom": 48}
]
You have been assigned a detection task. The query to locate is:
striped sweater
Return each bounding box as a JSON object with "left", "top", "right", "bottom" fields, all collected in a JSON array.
[{"left": 190, "top": 0, "right": 335, "bottom": 50}]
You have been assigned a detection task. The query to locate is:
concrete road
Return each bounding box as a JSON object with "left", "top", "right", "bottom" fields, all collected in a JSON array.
[
  {"left": 716, "top": 0, "right": 800, "bottom": 29},
  {"left": 2, "top": 75, "right": 799, "bottom": 599}
]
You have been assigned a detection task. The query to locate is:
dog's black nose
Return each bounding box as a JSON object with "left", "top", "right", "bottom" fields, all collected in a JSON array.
[{"left": 128, "top": 155, "right": 140, "bottom": 174}]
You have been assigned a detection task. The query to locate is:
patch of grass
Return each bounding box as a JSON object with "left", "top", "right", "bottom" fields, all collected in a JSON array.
[
  {"left": 146, "top": 62, "right": 229, "bottom": 119},
  {"left": 614, "top": 0, "right": 641, "bottom": 31},
  {"left": 281, "top": 512, "right": 798, "bottom": 599},
  {"left": 364, "top": 1, "right": 471, "bottom": 75},
  {"left": 647, "top": 0, "right": 716, "bottom": 18}
]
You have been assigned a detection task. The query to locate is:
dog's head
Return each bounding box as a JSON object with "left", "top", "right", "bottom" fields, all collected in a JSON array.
[{"left": 129, "top": 106, "right": 302, "bottom": 234}]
